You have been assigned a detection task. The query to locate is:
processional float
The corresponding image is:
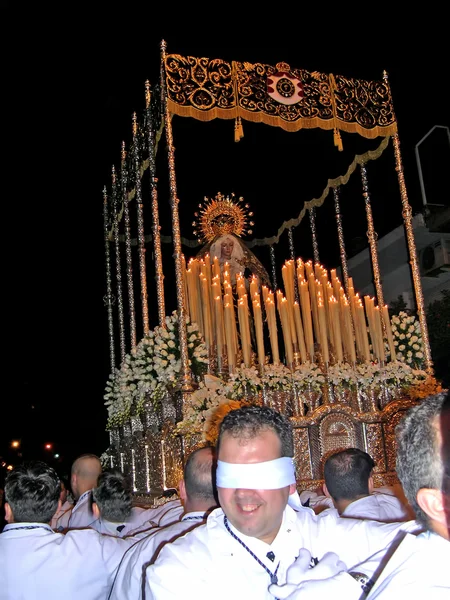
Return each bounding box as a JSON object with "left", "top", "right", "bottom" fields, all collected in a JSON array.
[{"left": 102, "top": 40, "right": 441, "bottom": 500}]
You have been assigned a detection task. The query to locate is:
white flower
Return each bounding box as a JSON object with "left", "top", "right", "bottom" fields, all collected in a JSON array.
[{"left": 104, "top": 311, "right": 208, "bottom": 429}]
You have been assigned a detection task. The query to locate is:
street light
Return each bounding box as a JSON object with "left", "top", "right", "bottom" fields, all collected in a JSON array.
[{"left": 415, "top": 125, "right": 450, "bottom": 209}]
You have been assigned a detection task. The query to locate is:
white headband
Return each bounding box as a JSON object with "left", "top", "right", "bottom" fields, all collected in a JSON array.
[{"left": 216, "top": 457, "right": 295, "bottom": 490}]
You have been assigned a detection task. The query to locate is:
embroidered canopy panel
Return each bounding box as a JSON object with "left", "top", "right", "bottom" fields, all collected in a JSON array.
[{"left": 164, "top": 54, "right": 397, "bottom": 139}]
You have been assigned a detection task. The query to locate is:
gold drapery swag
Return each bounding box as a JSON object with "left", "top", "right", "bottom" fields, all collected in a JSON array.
[
  {"left": 164, "top": 54, "right": 397, "bottom": 146},
  {"left": 116, "top": 136, "right": 390, "bottom": 248}
]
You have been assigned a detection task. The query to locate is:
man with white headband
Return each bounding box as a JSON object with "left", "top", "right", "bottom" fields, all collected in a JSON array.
[{"left": 146, "top": 405, "right": 420, "bottom": 600}]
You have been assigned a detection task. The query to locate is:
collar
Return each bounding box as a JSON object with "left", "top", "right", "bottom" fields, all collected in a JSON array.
[
  {"left": 72, "top": 489, "right": 92, "bottom": 511},
  {"left": 4, "top": 523, "right": 54, "bottom": 534},
  {"left": 181, "top": 511, "right": 208, "bottom": 521}
]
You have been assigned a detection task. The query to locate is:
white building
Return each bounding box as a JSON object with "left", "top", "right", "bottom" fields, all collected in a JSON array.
[{"left": 347, "top": 209, "right": 450, "bottom": 309}]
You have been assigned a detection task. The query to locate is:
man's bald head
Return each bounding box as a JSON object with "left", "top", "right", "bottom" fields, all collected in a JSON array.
[
  {"left": 180, "top": 446, "right": 217, "bottom": 514},
  {"left": 71, "top": 454, "right": 102, "bottom": 501}
]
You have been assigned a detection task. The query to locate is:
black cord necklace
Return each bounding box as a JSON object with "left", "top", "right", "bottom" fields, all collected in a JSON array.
[{"left": 223, "top": 515, "right": 280, "bottom": 585}]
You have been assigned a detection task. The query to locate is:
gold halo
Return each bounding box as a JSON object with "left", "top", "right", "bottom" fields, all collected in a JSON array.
[{"left": 192, "top": 192, "right": 255, "bottom": 243}]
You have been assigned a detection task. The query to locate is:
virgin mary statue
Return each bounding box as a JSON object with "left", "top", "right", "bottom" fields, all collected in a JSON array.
[{"left": 193, "top": 193, "right": 271, "bottom": 288}]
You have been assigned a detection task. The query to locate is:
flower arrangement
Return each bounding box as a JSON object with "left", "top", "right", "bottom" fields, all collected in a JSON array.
[
  {"left": 227, "top": 365, "right": 263, "bottom": 399},
  {"left": 261, "top": 363, "right": 295, "bottom": 392},
  {"left": 104, "top": 311, "right": 208, "bottom": 429},
  {"left": 327, "top": 362, "right": 358, "bottom": 390},
  {"left": 390, "top": 311, "right": 425, "bottom": 369},
  {"left": 291, "top": 362, "right": 326, "bottom": 392}
]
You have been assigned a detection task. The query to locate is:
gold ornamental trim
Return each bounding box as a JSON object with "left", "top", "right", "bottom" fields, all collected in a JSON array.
[{"left": 165, "top": 55, "right": 397, "bottom": 142}]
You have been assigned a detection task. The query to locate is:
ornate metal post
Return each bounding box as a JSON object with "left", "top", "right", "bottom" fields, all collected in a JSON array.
[
  {"left": 132, "top": 113, "right": 150, "bottom": 336},
  {"left": 309, "top": 206, "right": 320, "bottom": 264},
  {"left": 103, "top": 186, "right": 116, "bottom": 373},
  {"left": 112, "top": 166, "right": 126, "bottom": 363},
  {"left": 360, "top": 163, "right": 386, "bottom": 333},
  {"left": 121, "top": 142, "right": 137, "bottom": 351},
  {"left": 333, "top": 187, "right": 350, "bottom": 295},
  {"left": 384, "top": 71, "right": 433, "bottom": 374},
  {"left": 160, "top": 39, "right": 193, "bottom": 393},
  {"left": 145, "top": 80, "right": 166, "bottom": 327}
]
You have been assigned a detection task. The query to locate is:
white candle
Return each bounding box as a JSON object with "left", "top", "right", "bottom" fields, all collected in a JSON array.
[
  {"left": 253, "top": 299, "right": 266, "bottom": 369},
  {"left": 383, "top": 305, "right": 397, "bottom": 362},
  {"left": 318, "top": 298, "right": 329, "bottom": 364}
]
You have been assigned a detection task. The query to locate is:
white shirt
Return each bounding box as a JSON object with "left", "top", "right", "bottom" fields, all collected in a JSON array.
[
  {"left": 50, "top": 499, "right": 74, "bottom": 530},
  {"left": 301, "top": 490, "right": 411, "bottom": 521},
  {"left": 366, "top": 530, "right": 450, "bottom": 598},
  {"left": 0, "top": 522, "right": 138, "bottom": 600},
  {"left": 341, "top": 492, "right": 410, "bottom": 522},
  {"left": 109, "top": 511, "right": 207, "bottom": 600},
  {"left": 89, "top": 506, "right": 148, "bottom": 537},
  {"left": 146, "top": 505, "right": 420, "bottom": 600},
  {"left": 53, "top": 489, "right": 96, "bottom": 531},
  {"left": 126, "top": 498, "right": 184, "bottom": 535}
]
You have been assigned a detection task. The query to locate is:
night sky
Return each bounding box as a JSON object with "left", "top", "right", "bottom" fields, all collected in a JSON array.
[{"left": 2, "top": 4, "right": 448, "bottom": 477}]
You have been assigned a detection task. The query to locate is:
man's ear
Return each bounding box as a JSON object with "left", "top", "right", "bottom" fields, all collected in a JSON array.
[
  {"left": 4, "top": 502, "right": 13, "bottom": 523},
  {"left": 368, "top": 474, "right": 374, "bottom": 494},
  {"left": 323, "top": 483, "right": 331, "bottom": 498},
  {"left": 417, "top": 488, "right": 444, "bottom": 523},
  {"left": 179, "top": 479, "right": 187, "bottom": 503},
  {"left": 92, "top": 502, "right": 101, "bottom": 520}
]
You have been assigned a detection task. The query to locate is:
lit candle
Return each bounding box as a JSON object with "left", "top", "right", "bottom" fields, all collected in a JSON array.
[
  {"left": 364, "top": 296, "right": 377, "bottom": 360},
  {"left": 330, "top": 297, "right": 343, "bottom": 363},
  {"left": 250, "top": 275, "right": 259, "bottom": 301},
  {"left": 213, "top": 255, "right": 221, "bottom": 279},
  {"left": 265, "top": 294, "right": 280, "bottom": 365},
  {"left": 253, "top": 299, "right": 266, "bottom": 369},
  {"left": 224, "top": 300, "right": 236, "bottom": 371},
  {"left": 343, "top": 298, "right": 356, "bottom": 363},
  {"left": 200, "top": 275, "right": 212, "bottom": 349},
  {"left": 383, "top": 305, "right": 397, "bottom": 362},
  {"left": 296, "top": 258, "right": 305, "bottom": 281},
  {"left": 374, "top": 305, "right": 386, "bottom": 362},
  {"left": 238, "top": 297, "right": 251, "bottom": 367},
  {"left": 293, "top": 301, "right": 308, "bottom": 363},
  {"left": 308, "top": 273, "right": 320, "bottom": 346},
  {"left": 279, "top": 297, "right": 294, "bottom": 367},
  {"left": 357, "top": 299, "right": 371, "bottom": 362},
  {"left": 214, "top": 295, "right": 224, "bottom": 361},
  {"left": 299, "top": 279, "right": 315, "bottom": 361},
  {"left": 317, "top": 297, "right": 329, "bottom": 364}
]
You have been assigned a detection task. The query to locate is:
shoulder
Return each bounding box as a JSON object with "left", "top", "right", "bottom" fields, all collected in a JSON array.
[{"left": 368, "top": 532, "right": 450, "bottom": 597}]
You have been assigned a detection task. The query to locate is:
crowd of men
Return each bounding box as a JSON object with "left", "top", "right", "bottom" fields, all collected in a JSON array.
[{"left": 0, "top": 390, "right": 448, "bottom": 599}]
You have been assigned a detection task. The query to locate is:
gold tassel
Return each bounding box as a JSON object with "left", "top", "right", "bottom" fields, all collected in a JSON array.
[
  {"left": 334, "top": 128, "right": 343, "bottom": 151},
  {"left": 234, "top": 116, "right": 244, "bottom": 142}
]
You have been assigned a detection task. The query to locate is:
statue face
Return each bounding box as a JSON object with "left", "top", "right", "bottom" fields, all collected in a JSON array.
[{"left": 220, "top": 238, "right": 234, "bottom": 260}]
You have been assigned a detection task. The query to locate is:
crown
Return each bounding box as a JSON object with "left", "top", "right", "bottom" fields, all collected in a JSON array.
[{"left": 192, "top": 192, "right": 255, "bottom": 243}]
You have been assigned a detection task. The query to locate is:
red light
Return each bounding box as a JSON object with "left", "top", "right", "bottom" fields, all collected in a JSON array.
[{"left": 44, "top": 443, "right": 52, "bottom": 450}]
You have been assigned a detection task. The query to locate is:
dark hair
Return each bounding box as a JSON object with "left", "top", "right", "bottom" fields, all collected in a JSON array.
[
  {"left": 216, "top": 405, "right": 294, "bottom": 457},
  {"left": 4, "top": 461, "right": 60, "bottom": 524},
  {"left": 91, "top": 469, "right": 132, "bottom": 523},
  {"left": 396, "top": 392, "right": 446, "bottom": 527},
  {"left": 183, "top": 446, "right": 216, "bottom": 501},
  {"left": 324, "top": 448, "right": 375, "bottom": 501}
]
